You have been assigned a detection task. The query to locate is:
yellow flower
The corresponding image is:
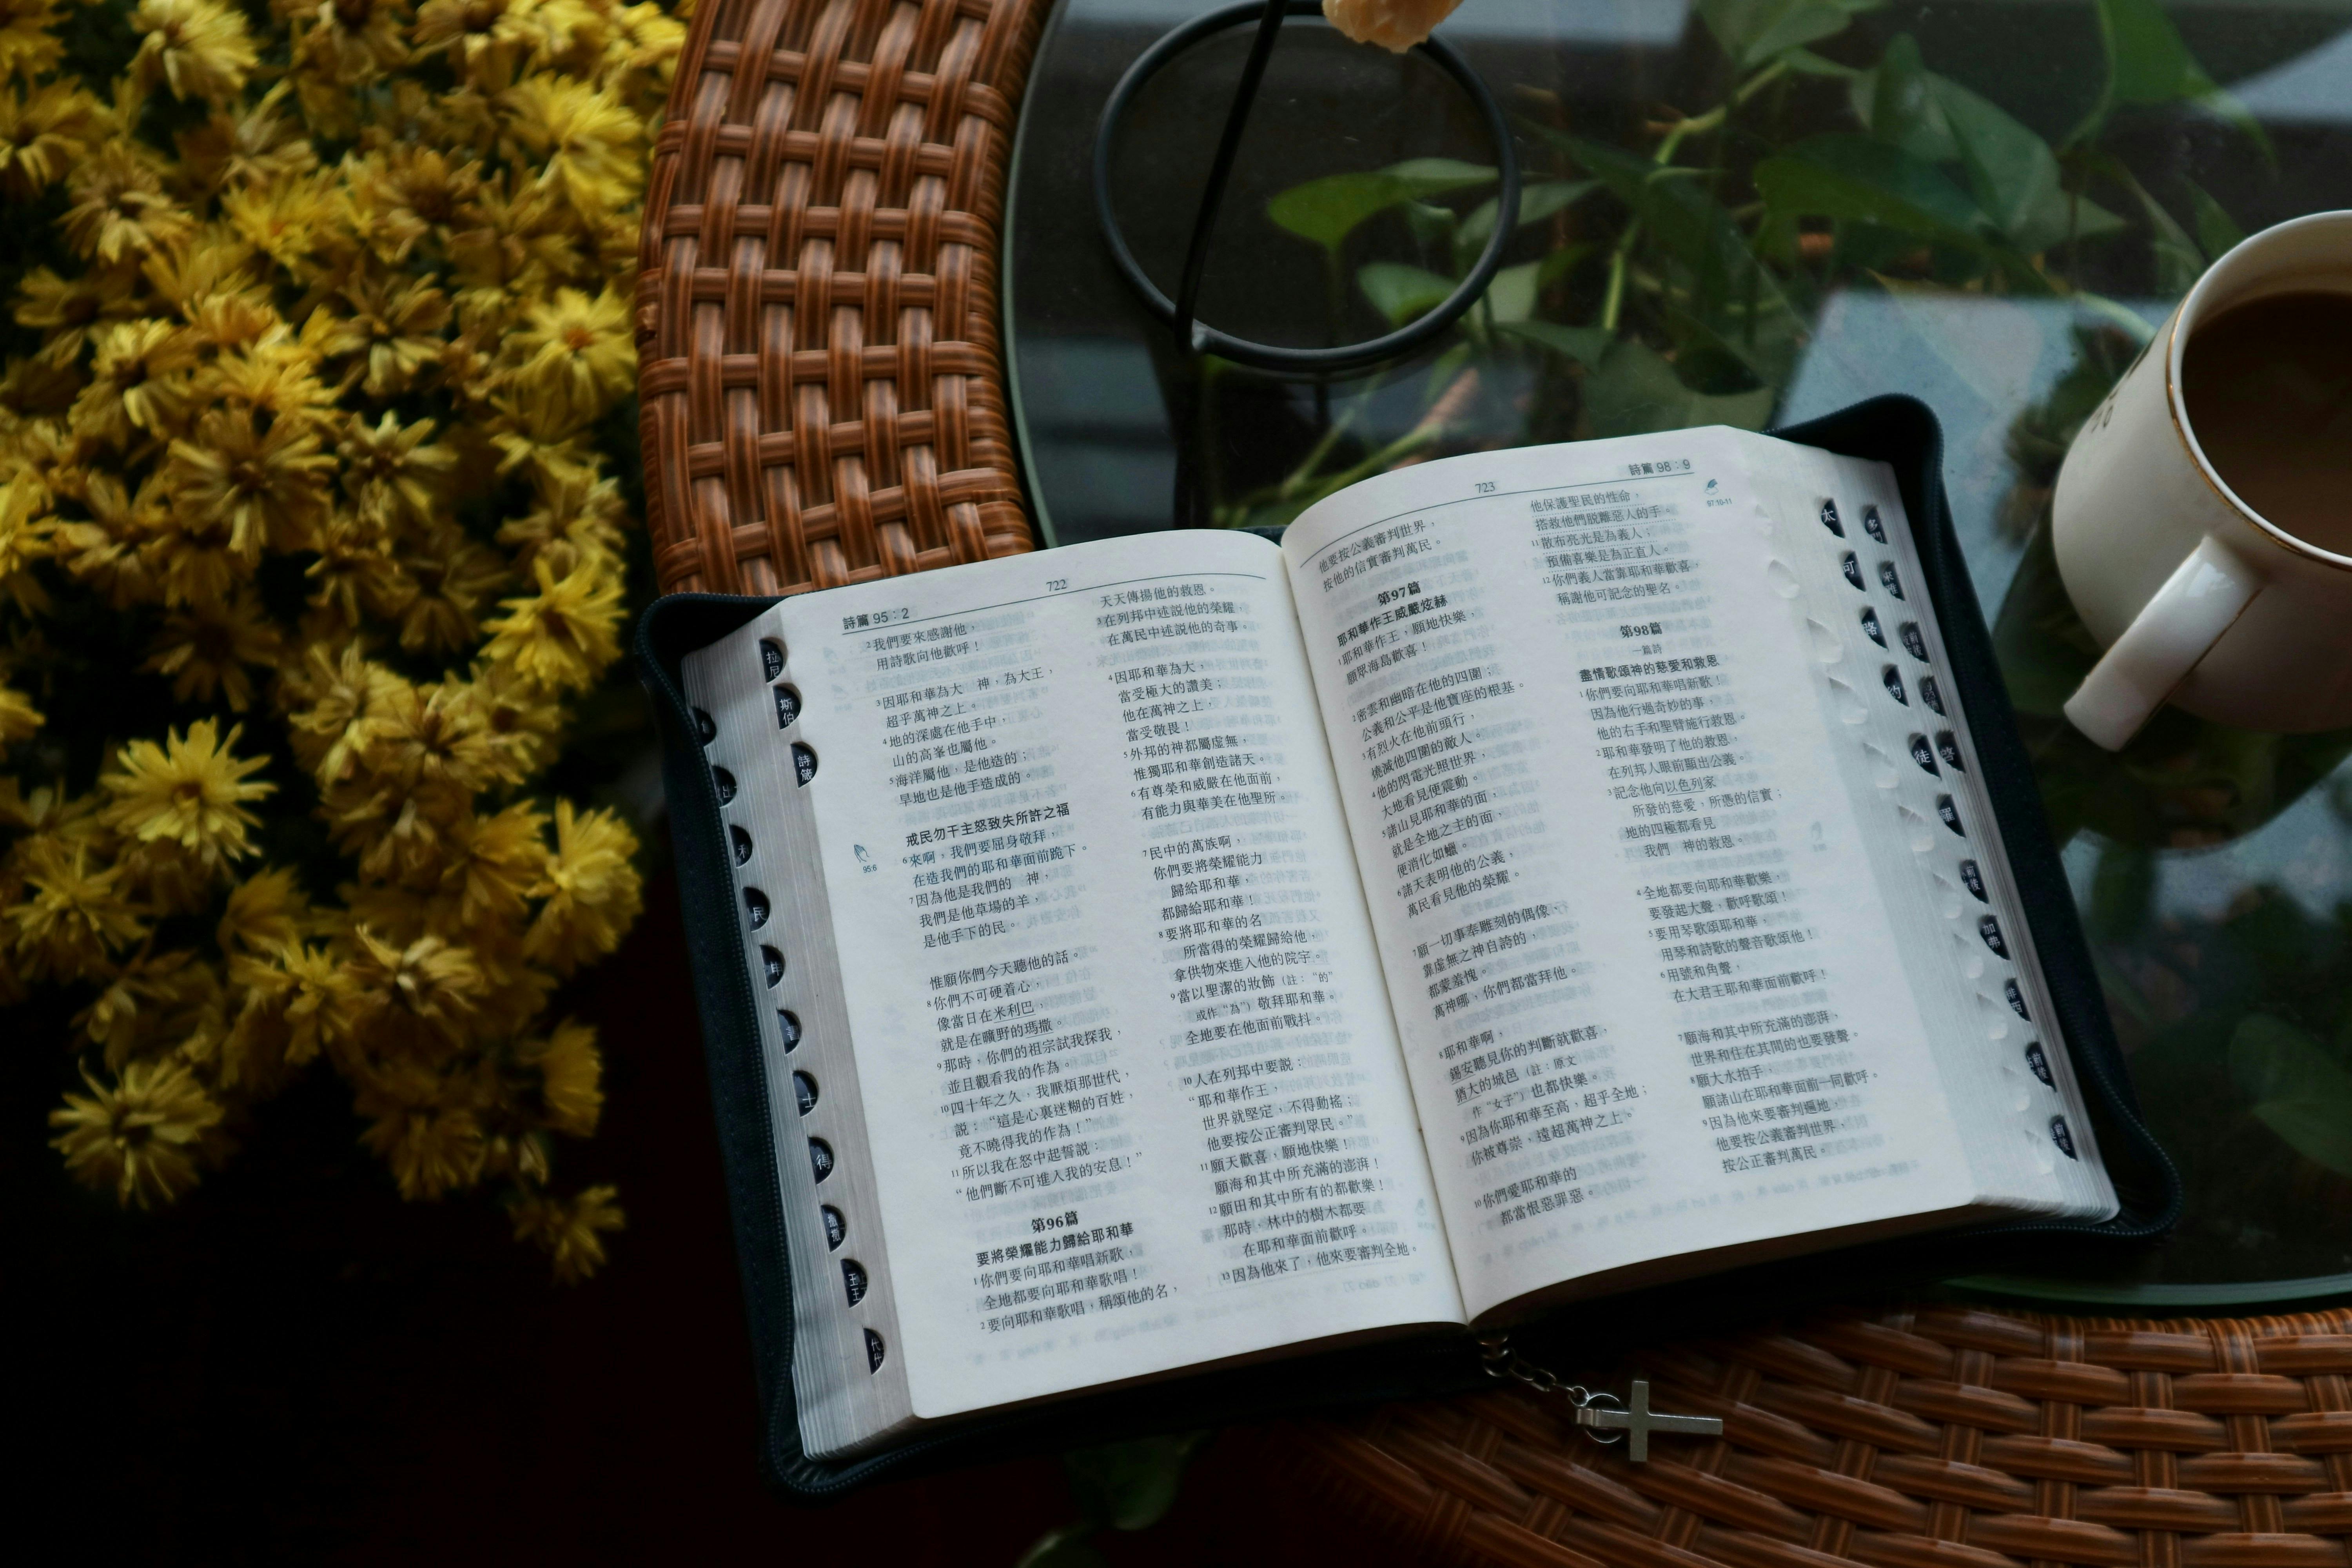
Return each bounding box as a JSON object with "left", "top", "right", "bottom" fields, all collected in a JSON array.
[
  {"left": 525, "top": 799, "right": 639, "bottom": 972},
  {"left": 304, "top": 507, "right": 416, "bottom": 628},
  {"left": 71, "top": 319, "right": 200, "bottom": 448},
  {"left": 510, "top": 1182, "right": 622, "bottom": 1282},
  {"left": 0, "top": 0, "right": 65, "bottom": 81},
  {"left": 345, "top": 143, "right": 479, "bottom": 263},
  {"left": 325, "top": 275, "right": 451, "bottom": 399},
  {"left": 0, "top": 680, "right": 40, "bottom": 742},
  {"left": 143, "top": 588, "right": 285, "bottom": 710},
  {"left": 49, "top": 1058, "right": 224, "bottom": 1209},
  {"left": 75, "top": 947, "right": 224, "bottom": 1069},
  {"left": 0, "top": 82, "right": 98, "bottom": 202},
  {"left": 283, "top": 639, "right": 397, "bottom": 785},
  {"left": 303, "top": 0, "right": 414, "bottom": 82},
  {"left": 481, "top": 553, "right": 622, "bottom": 694},
  {"left": 220, "top": 168, "right": 350, "bottom": 281},
  {"left": 397, "top": 534, "right": 505, "bottom": 654},
  {"left": 9, "top": 835, "right": 144, "bottom": 982},
  {"left": 62, "top": 141, "right": 197, "bottom": 265},
  {"left": 216, "top": 864, "right": 311, "bottom": 955},
  {"left": 499, "top": 71, "right": 640, "bottom": 221},
  {"left": 167, "top": 404, "right": 336, "bottom": 558},
  {"left": 519, "top": 1018, "right": 601, "bottom": 1137},
  {"left": 52, "top": 471, "right": 168, "bottom": 609},
  {"left": 99, "top": 717, "right": 276, "bottom": 871},
  {"left": 415, "top": 0, "right": 545, "bottom": 87},
  {"left": 510, "top": 285, "right": 632, "bottom": 426},
  {"left": 344, "top": 925, "right": 485, "bottom": 1045},
  {"left": 176, "top": 83, "right": 320, "bottom": 193},
  {"left": 358, "top": 1067, "right": 488, "bottom": 1197},
  {"left": 495, "top": 466, "right": 624, "bottom": 578},
  {"left": 132, "top": 0, "right": 261, "bottom": 104},
  {"left": 340, "top": 410, "right": 454, "bottom": 532},
  {"left": 15, "top": 266, "right": 142, "bottom": 368},
  {"left": 0, "top": 472, "right": 52, "bottom": 612}
]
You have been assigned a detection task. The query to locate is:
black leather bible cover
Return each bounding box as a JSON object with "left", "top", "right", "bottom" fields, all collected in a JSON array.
[{"left": 633, "top": 396, "right": 2180, "bottom": 1502}]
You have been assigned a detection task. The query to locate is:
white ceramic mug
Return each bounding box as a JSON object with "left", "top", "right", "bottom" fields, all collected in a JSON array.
[{"left": 2053, "top": 209, "right": 2352, "bottom": 750}]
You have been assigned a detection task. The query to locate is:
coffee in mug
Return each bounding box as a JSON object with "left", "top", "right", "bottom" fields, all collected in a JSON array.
[
  {"left": 2180, "top": 291, "right": 2352, "bottom": 552},
  {"left": 2053, "top": 211, "right": 2352, "bottom": 749}
]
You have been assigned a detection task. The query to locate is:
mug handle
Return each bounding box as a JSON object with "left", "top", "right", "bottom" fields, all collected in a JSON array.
[{"left": 2064, "top": 534, "right": 2262, "bottom": 751}]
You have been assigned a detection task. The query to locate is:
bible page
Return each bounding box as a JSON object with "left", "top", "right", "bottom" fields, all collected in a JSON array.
[
  {"left": 1282, "top": 430, "right": 1984, "bottom": 1322},
  {"left": 777, "top": 531, "right": 1462, "bottom": 1425}
]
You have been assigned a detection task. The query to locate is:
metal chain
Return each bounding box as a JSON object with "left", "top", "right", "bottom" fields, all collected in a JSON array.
[{"left": 1475, "top": 1332, "right": 1622, "bottom": 1444}]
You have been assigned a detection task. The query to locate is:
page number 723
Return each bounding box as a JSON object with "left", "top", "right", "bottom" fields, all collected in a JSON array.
[{"left": 1473, "top": 481, "right": 1497, "bottom": 494}]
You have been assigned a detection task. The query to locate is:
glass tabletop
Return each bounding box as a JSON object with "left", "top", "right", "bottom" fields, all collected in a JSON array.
[{"left": 1003, "top": 0, "right": 2352, "bottom": 1307}]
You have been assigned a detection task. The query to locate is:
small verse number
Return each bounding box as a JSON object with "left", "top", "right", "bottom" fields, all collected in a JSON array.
[{"left": 1473, "top": 481, "right": 1497, "bottom": 494}]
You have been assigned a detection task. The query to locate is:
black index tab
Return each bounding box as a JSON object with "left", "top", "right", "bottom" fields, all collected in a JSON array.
[
  {"left": 2004, "top": 976, "right": 2029, "bottom": 1018},
  {"left": 760, "top": 639, "right": 786, "bottom": 680},
  {"left": 1935, "top": 730, "right": 1963, "bottom": 771},
  {"left": 1959, "top": 859, "right": 1987, "bottom": 902},
  {"left": 1882, "top": 665, "right": 1908, "bottom": 705},
  {"left": 1899, "top": 622, "right": 1928, "bottom": 662},
  {"left": 1877, "top": 561, "right": 1905, "bottom": 599},
  {"left": 774, "top": 685, "right": 801, "bottom": 728},
  {"left": 1860, "top": 605, "right": 1886, "bottom": 647},
  {"left": 1978, "top": 915, "right": 2009, "bottom": 958},
  {"left": 1820, "top": 499, "right": 1844, "bottom": 535},
  {"left": 1908, "top": 734, "right": 1938, "bottom": 775},
  {"left": 1861, "top": 504, "right": 1886, "bottom": 543},
  {"left": 1936, "top": 795, "right": 1964, "bottom": 835},
  {"left": 1919, "top": 676, "right": 1945, "bottom": 715},
  {"left": 2025, "top": 1041, "right": 2054, "bottom": 1087},
  {"left": 1842, "top": 552, "right": 1866, "bottom": 590}
]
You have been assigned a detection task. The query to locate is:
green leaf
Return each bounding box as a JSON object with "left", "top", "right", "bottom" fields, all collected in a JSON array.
[
  {"left": 1782, "top": 46, "right": 1860, "bottom": 78},
  {"left": 1357, "top": 262, "right": 1455, "bottom": 327},
  {"left": 2189, "top": 180, "right": 2245, "bottom": 260},
  {"left": 1496, "top": 319, "right": 1613, "bottom": 368},
  {"left": 1581, "top": 340, "right": 1775, "bottom": 438},
  {"left": 1849, "top": 34, "right": 1958, "bottom": 163},
  {"left": 1266, "top": 158, "right": 1497, "bottom": 254},
  {"left": 1698, "top": 0, "right": 1882, "bottom": 71},
  {"left": 2229, "top": 1014, "right": 2352, "bottom": 1178},
  {"left": 1930, "top": 74, "right": 2123, "bottom": 252},
  {"left": 2076, "top": 0, "right": 2271, "bottom": 158},
  {"left": 1550, "top": 132, "right": 1790, "bottom": 320},
  {"left": 1456, "top": 180, "right": 1597, "bottom": 261},
  {"left": 1016, "top": 1526, "right": 1111, "bottom": 1568},
  {"left": 1062, "top": 1432, "right": 1212, "bottom": 1533},
  {"left": 1483, "top": 260, "right": 1543, "bottom": 324},
  {"left": 1753, "top": 133, "right": 1988, "bottom": 245}
]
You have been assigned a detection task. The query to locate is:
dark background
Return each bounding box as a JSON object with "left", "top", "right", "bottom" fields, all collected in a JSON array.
[{"left": 11, "top": 866, "right": 1425, "bottom": 1564}]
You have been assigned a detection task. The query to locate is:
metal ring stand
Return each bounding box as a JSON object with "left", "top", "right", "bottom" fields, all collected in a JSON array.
[{"left": 1092, "top": 0, "right": 1521, "bottom": 376}]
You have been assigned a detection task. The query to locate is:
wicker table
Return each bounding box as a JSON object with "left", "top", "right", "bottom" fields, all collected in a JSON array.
[{"left": 635, "top": 0, "right": 2352, "bottom": 1559}]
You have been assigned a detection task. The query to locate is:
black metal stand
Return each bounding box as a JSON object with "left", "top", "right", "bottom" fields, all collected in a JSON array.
[{"left": 1092, "top": 0, "right": 1519, "bottom": 524}]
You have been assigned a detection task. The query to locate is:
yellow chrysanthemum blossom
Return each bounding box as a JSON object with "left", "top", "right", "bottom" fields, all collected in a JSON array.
[
  {"left": 131, "top": 0, "right": 259, "bottom": 104},
  {"left": 9, "top": 0, "right": 675, "bottom": 1281},
  {"left": 99, "top": 718, "right": 275, "bottom": 871},
  {"left": 509, "top": 1182, "right": 623, "bottom": 1283},
  {"left": 49, "top": 1056, "right": 225, "bottom": 1208}
]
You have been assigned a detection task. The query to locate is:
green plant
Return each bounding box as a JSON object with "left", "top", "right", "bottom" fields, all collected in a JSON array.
[{"left": 1210, "top": 0, "right": 2265, "bottom": 529}]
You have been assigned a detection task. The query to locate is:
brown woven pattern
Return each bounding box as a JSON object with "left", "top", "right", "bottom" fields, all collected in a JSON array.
[
  {"left": 1284, "top": 1306, "right": 2352, "bottom": 1568},
  {"left": 635, "top": 0, "right": 1043, "bottom": 597}
]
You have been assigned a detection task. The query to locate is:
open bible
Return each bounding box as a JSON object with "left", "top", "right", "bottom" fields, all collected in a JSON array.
[{"left": 677, "top": 424, "right": 2120, "bottom": 1461}]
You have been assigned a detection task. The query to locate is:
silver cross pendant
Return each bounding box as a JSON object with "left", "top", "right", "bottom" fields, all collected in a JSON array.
[{"left": 1571, "top": 1378, "right": 1724, "bottom": 1461}]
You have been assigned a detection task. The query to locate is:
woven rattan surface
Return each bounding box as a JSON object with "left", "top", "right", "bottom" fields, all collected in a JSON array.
[
  {"left": 636, "top": 0, "right": 1044, "bottom": 597},
  {"left": 1281, "top": 1305, "right": 2352, "bottom": 1568},
  {"left": 631, "top": 8, "right": 2352, "bottom": 1564}
]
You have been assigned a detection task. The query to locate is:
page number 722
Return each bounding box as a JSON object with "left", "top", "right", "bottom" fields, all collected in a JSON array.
[{"left": 1473, "top": 481, "right": 1497, "bottom": 494}]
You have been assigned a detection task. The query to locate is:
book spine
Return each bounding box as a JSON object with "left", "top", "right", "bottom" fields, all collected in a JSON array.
[{"left": 686, "top": 613, "right": 909, "bottom": 1453}]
